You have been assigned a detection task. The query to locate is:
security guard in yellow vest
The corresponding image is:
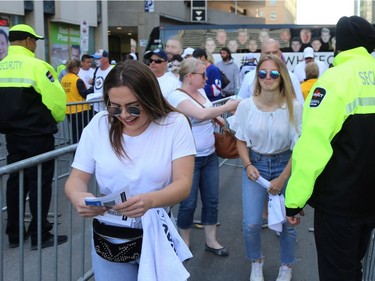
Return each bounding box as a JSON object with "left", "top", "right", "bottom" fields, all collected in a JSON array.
[
  {"left": 285, "top": 16, "right": 375, "bottom": 280},
  {"left": 0, "top": 24, "right": 67, "bottom": 250},
  {"left": 61, "top": 59, "right": 92, "bottom": 143}
]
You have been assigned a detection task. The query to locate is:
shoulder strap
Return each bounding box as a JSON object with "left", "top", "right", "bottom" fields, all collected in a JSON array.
[
  {"left": 93, "top": 67, "right": 99, "bottom": 81},
  {"left": 176, "top": 88, "right": 224, "bottom": 128}
]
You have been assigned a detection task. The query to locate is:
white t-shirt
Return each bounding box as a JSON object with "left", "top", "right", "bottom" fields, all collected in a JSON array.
[
  {"left": 157, "top": 73, "right": 181, "bottom": 100},
  {"left": 229, "top": 97, "right": 302, "bottom": 155},
  {"left": 72, "top": 111, "right": 196, "bottom": 196},
  {"left": 167, "top": 89, "right": 215, "bottom": 157},
  {"left": 293, "top": 60, "right": 328, "bottom": 83},
  {"left": 237, "top": 69, "right": 305, "bottom": 106},
  {"left": 86, "top": 66, "right": 114, "bottom": 112},
  {"left": 78, "top": 67, "right": 95, "bottom": 89}
]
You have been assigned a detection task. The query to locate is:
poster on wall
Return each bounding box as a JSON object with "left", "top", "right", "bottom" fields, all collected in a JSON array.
[
  {"left": 159, "top": 25, "right": 336, "bottom": 71},
  {"left": 49, "top": 22, "right": 81, "bottom": 69},
  {"left": 0, "top": 16, "right": 10, "bottom": 61}
]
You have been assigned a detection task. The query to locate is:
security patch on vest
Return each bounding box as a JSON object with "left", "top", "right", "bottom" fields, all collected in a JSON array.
[
  {"left": 310, "top": 87, "right": 326, "bottom": 107},
  {"left": 46, "top": 71, "right": 55, "bottom": 82}
]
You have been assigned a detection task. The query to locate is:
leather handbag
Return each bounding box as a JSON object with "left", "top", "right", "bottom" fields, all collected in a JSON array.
[
  {"left": 213, "top": 118, "right": 239, "bottom": 159},
  {"left": 176, "top": 88, "right": 239, "bottom": 159}
]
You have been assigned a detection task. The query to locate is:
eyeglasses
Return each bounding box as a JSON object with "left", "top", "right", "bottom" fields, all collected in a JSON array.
[
  {"left": 149, "top": 58, "right": 165, "bottom": 64},
  {"left": 106, "top": 104, "right": 141, "bottom": 117},
  {"left": 191, "top": 72, "right": 206, "bottom": 79},
  {"left": 257, "top": 70, "right": 281, "bottom": 79}
]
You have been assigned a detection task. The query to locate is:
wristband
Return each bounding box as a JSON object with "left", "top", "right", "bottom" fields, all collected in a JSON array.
[{"left": 244, "top": 162, "right": 253, "bottom": 170}]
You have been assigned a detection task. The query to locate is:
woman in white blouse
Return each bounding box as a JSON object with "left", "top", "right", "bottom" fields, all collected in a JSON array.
[{"left": 230, "top": 55, "right": 302, "bottom": 281}]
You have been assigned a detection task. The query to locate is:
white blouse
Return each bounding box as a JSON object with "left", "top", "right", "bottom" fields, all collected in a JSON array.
[{"left": 229, "top": 97, "right": 302, "bottom": 155}]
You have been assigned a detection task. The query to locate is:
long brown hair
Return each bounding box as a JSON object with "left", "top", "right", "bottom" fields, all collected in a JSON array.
[
  {"left": 103, "top": 60, "right": 175, "bottom": 158},
  {"left": 253, "top": 55, "right": 297, "bottom": 124}
]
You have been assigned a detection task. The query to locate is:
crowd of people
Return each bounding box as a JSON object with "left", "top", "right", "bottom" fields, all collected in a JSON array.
[{"left": 1, "top": 15, "right": 375, "bottom": 281}]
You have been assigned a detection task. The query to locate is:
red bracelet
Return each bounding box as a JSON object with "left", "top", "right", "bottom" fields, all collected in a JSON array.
[{"left": 244, "top": 163, "right": 253, "bottom": 169}]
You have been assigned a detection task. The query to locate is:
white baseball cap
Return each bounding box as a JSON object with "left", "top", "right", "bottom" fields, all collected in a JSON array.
[
  {"left": 182, "top": 47, "right": 195, "bottom": 58},
  {"left": 303, "top": 47, "right": 314, "bottom": 59}
]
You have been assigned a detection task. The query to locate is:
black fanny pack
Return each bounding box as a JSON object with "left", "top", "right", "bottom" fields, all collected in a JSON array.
[{"left": 92, "top": 218, "right": 143, "bottom": 263}]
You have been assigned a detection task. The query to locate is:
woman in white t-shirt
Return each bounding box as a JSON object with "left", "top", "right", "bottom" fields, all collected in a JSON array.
[
  {"left": 230, "top": 55, "right": 302, "bottom": 281},
  {"left": 167, "top": 58, "right": 240, "bottom": 257},
  {"left": 64, "top": 61, "right": 196, "bottom": 280}
]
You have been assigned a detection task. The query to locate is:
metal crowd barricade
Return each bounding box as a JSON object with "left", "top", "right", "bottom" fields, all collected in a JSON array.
[
  {"left": 0, "top": 144, "right": 97, "bottom": 281},
  {"left": 0, "top": 100, "right": 104, "bottom": 281},
  {"left": 57, "top": 100, "right": 104, "bottom": 148},
  {"left": 363, "top": 229, "right": 375, "bottom": 280}
]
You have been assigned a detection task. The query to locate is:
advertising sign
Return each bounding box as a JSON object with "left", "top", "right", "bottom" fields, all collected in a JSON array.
[{"left": 49, "top": 22, "right": 81, "bottom": 69}]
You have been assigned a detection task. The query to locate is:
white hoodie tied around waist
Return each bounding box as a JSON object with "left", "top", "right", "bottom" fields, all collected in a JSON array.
[{"left": 138, "top": 208, "right": 192, "bottom": 281}]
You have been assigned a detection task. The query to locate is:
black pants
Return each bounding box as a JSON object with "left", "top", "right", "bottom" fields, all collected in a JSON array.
[
  {"left": 5, "top": 134, "right": 55, "bottom": 241},
  {"left": 314, "top": 209, "right": 375, "bottom": 281}
]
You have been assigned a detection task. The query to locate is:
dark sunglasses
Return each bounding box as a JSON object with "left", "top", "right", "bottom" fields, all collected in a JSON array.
[
  {"left": 106, "top": 104, "right": 141, "bottom": 117},
  {"left": 191, "top": 72, "right": 206, "bottom": 79},
  {"left": 257, "top": 70, "right": 281, "bottom": 79},
  {"left": 149, "top": 58, "right": 165, "bottom": 64}
]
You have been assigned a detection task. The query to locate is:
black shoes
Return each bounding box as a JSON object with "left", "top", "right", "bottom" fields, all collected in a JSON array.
[
  {"left": 31, "top": 233, "right": 68, "bottom": 250},
  {"left": 9, "top": 232, "right": 30, "bottom": 248},
  {"left": 205, "top": 243, "right": 229, "bottom": 257}
]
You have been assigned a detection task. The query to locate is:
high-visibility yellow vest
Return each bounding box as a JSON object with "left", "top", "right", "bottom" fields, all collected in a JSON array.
[
  {"left": 286, "top": 47, "right": 375, "bottom": 217},
  {"left": 0, "top": 45, "right": 66, "bottom": 136},
  {"left": 61, "top": 73, "right": 91, "bottom": 114}
]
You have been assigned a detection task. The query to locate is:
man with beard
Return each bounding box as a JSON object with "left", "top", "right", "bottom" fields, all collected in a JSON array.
[{"left": 215, "top": 47, "right": 239, "bottom": 97}]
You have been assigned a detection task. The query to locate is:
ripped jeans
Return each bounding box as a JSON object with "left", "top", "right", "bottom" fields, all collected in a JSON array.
[{"left": 242, "top": 149, "right": 296, "bottom": 265}]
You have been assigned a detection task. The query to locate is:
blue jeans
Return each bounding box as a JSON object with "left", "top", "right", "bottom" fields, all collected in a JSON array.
[
  {"left": 242, "top": 150, "right": 296, "bottom": 265},
  {"left": 177, "top": 153, "right": 219, "bottom": 228}
]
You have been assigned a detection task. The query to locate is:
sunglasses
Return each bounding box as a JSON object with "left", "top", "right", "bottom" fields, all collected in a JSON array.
[
  {"left": 191, "top": 72, "right": 206, "bottom": 79},
  {"left": 149, "top": 58, "right": 165, "bottom": 64},
  {"left": 106, "top": 104, "right": 141, "bottom": 117},
  {"left": 257, "top": 70, "right": 281, "bottom": 79}
]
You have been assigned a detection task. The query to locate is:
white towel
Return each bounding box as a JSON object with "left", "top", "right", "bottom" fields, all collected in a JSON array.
[
  {"left": 267, "top": 194, "right": 286, "bottom": 232},
  {"left": 256, "top": 176, "right": 286, "bottom": 232},
  {"left": 138, "top": 208, "right": 192, "bottom": 281}
]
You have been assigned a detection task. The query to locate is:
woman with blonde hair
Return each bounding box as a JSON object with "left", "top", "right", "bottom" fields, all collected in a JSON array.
[
  {"left": 230, "top": 55, "right": 302, "bottom": 281},
  {"left": 167, "top": 57, "right": 240, "bottom": 257}
]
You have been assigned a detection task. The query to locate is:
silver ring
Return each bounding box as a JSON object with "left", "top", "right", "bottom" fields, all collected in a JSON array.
[{"left": 252, "top": 173, "right": 256, "bottom": 178}]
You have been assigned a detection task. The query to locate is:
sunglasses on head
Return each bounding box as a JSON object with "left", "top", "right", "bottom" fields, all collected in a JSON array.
[
  {"left": 149, "top": 58, "right": 165, "bottom": 64},
  {"left": 106, "top": 104, "right": 141, "bottom": 117},
  {"left": 257, "top": 70, "right": 281, "bottom": 79}
]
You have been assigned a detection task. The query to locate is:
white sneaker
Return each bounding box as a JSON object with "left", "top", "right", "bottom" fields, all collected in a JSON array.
[
  {"left": 276, "top": 265, "right": 292, "bottom": 281},
  {"left": 250, "top": 260, "right": 264, "bottom": 281}
]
